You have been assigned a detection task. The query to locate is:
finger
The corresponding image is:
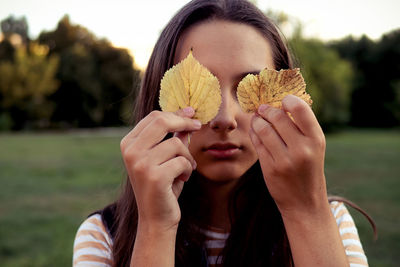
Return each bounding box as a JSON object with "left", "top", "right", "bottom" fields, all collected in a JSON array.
[
  {"left": 137, "top": 112, "right": 202, "bottom": 150},
  {"left": 251, "top": 114, "right": 287, "bottom": 162},
  {"left": 121, "top": 110, "right": 164, "bottom": 149},
  {"left": 172, "top": 179, "right": 185, "bottom": 198},
  {"left": 174, "top": 131, "right": 191, "bottom": 147},
  {"left": 257, "top": 104, "right": 303, "bottom": 147},
  {"left": 175, "top": 106, "right": 195, "bottom": 118},
  {"left": 159, "top": 156, "right": 193, "bottom": 183},
  {"left": 174, "top": 107, "right": 196, "bottom": 146},
  {"left": 249, "top": 128, "right": 274, "bottom": 166},
  {"left": 129, "top": 110, "right": 163, "bottom": 138},
  {"left": 121, "top": 108, "right": 198, "bottom": 148},
  {"left": 148, "top": 136, "right": 196, "bottom": 169},
  {"left": 282, "top": 95, "right": 323, "bottom": 138}
]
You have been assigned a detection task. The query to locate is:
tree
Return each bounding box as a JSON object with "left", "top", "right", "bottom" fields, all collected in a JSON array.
[
  {"left": 39, "top": 15, "right": 141, "bottom": 127},
  {"left": 90, "top": 40, "right": 140, "bottom": 126},
  {"left": 290, "top": 36, "right": 354, "bottom": 130},
  {"left": 1, "top": 15, "right": 29, "bottom": 44},
  {"left": 330, "top": 30, "right": 400, "bottom": 127},
  {"left": 264, "top": 9, "right": 354, "bottom": 130},
  {"left": 0, "top": 40, "right": 15, "bottom": 63},
  {"left": 0, "top": 42, "right": 59, "bottom": 129}
]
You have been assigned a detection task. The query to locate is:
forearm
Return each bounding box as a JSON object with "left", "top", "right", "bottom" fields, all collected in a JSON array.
[
  {"left": 130, "top": 222, "right": 177, "bottom": 267},
  {"left": 281, "top": 202, "right": 349, "bottom": 267}
]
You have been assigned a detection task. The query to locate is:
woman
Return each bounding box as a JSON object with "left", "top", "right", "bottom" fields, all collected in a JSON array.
[{"left": 73, "top": 1, "right": 370, "bottom": 266}]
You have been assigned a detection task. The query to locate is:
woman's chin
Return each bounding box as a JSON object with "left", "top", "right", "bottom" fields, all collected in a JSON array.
[{"left": 195, "top": 165, "right": 247, "bottom": 183}]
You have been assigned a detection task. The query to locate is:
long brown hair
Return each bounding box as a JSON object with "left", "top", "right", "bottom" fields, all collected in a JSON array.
[{"left": 101, "top": 1, "right": 375, "bottom": 266}]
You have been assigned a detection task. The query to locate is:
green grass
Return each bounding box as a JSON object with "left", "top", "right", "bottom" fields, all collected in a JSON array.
[
  {"left": 324, "top": 129, "right": 400, "bottom": 267},
  {"left": 0, "top": 129, "right": 127, "bottom": 266},
  {"left": 0, "top": 128, "right": 399, "bottom": 266}
]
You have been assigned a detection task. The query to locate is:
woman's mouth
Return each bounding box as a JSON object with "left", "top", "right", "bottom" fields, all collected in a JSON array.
[{"left": 204, "top": 143, "right": 241, "bottom": 159}]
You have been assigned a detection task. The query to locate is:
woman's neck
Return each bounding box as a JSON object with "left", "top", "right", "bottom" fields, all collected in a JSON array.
[{"left": 196, "top": 175, "right": 240, "bottom": 232}]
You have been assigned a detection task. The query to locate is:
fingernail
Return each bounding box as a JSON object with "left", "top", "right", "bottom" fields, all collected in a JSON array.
[
  {"left": 285, "top": 94, "right": 296, "bottom": 100},
  {"left": 192, "top": 161, "right": 197, "bottom": 170},
  {"left": 183, "top": 107, "right": 195, "bottom": 115},
  {"left": 258, "top": 104, "right": 269, "bottom": 113},
  {"left": 193, "top": 120, "right": 202, "bottom": 128}
]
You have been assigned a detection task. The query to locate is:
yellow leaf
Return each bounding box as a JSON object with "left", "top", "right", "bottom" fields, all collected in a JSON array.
[
  {"left": 237, "top": 68, "right": 312, "bottom": 112},
  {"left": 159, "top": 50, "right": 221, "bottom": 124}
]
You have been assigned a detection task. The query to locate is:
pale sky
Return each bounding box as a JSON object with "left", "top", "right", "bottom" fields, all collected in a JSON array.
[{"left": 1, "top": 0, "right": 399, "bottom": 69}]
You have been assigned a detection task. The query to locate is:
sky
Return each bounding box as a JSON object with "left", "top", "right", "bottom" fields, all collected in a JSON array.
[{"left": 1, "top": 0, "right": 399, "bottom": 69}]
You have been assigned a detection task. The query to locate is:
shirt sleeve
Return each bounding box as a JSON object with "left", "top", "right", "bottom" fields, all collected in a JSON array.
[
  {"left": 330, "top": 201, "right": 369, "bottom": 267},
  {"left": 73, "top": 214, "right": 113, "bottom": 267}
]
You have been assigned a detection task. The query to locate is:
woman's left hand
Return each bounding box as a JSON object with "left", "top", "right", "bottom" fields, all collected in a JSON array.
[{"left": 249, "top": 94, "right": 328, "bottom": 216}]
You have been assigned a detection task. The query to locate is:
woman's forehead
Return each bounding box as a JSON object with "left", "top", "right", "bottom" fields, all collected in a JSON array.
[{"left": 174, "top": 19, "right": 274, "bottom": 72}]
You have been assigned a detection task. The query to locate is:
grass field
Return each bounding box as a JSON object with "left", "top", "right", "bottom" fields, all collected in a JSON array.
[{"left": 0, "top": 128, "right": 399, "bottom": 266}]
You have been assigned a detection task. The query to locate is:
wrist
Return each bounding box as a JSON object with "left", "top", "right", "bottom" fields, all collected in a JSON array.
[
  {"left": 277, "top": 176, "right": 329, "bottom": 221},
  {"left": 132, "top": 220, "right": 178, "bottom": 267},
  {"left": 280, "top": 198, "right": 333, "bottom": 228},
  {"left": 278, "top": 199, "right": 349, "bottom": 267},
  {"left": 137, "top": 219, "right": 179, "bottom": 237}
]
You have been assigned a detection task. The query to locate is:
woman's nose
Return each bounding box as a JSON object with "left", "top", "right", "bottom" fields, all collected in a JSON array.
[{"left": 209, "top": 91, "right": 237, "bottom": 132}]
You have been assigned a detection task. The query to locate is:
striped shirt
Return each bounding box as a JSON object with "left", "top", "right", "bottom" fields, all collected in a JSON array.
[
  {"left": 200, "top": 227, "right": 229, "bottom": 266},
  {"left": 73, "top": 201, "right": 368, "bottom": 266}
]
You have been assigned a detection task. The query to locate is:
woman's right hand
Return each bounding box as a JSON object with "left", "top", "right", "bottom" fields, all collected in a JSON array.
[{"left": 120, "top": 107, "right": 201, "bottom": 232}]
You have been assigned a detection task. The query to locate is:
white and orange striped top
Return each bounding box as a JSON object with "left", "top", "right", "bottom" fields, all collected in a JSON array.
[{"left": 73, "top": 201, "right": 368, "bottom": 266}]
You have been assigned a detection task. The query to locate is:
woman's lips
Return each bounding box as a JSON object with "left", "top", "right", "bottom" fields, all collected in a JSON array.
[{"left": 204, "top": 143, "right": 241, "bottom": 159}]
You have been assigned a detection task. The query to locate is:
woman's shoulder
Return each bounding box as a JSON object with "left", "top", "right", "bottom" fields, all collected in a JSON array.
[
  {"left": 329, "top": 200, "right": 362, "bottom": 229},
  {"left": 330, "top": 200, "right": 350, "bottom": 221},
  {"left": 329, "top": 201, "right": 369, "bottom": 267},
  {"left": 73, "top": 214, "right": 113, "bottom": 266}
]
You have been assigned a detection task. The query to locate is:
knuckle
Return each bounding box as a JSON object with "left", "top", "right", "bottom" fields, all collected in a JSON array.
[
  {"left": 316, "top": 135, "right": 326, "bottom": 150},
  {"left": 268, "top": 109, "right": 285, "bottom": 123},
  {"left": 120, "top": 136, "right": 134, "bottom": 153},
  {"left": 154, "top": 115, "right": 169, "bottom": 128},
  {"left": 293, "top": 145, "right": 313, "bottom": 165},
  {"left": 303, "top": 147, "right": 314, "bottom": 161},
  {"left": 258, "top": 123, "right": 273, "bottom": 138},
  {"left": 147, "top": 170, "right": 160, "bottom": 184},
  {"left": 170, "top": 136, "right": 183, "bottom": 147},
  {"left": 120, "top": 137, "right": 127, "bottom": 152},
  {"left": 269, "top": 165, "right": 281, "bottom": 177},
  {"left": 121, "top": 141, "right": 139, "bottom": 162},
  {"left": 149, "top": 110, "right": 162, "bottom": 118},
  {"left": 121, "top": 148, "right": 129, "bottom": 160},
  {"left": 174, "top": 108, "right": 184, "bottom": 116},
  {"left": 176, "top": 155, "right": 187, "bottom": 165},
  {"left": 133, "top": 158, "right": 149, "bottom": 176},
  {"left": 176, "top": 156, "right": 191, "bottom": 169},
  {"left": 277, "top": 158, "right": 293, "bottom": 174},
  {"left": 291, "top": 101, "right": 306, "bottom": 114}
]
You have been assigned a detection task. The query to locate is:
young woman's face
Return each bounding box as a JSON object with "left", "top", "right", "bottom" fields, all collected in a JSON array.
[{"left": 175, "top": 20, "right": 275, "bottom": 182}]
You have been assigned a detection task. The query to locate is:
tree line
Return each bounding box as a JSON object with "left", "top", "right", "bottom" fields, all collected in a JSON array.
[
  {"left": 0, "top": 15, "right": 398, "bottom": 131},
  {"left": 0, "top": 15, "right": 140, "bottom": 130}
]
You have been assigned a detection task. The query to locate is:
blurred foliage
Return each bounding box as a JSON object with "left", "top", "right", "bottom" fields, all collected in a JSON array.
[
  {"left": 0, "top": 39, "right": 15, "bottom": 62},
  {"left": 330, "top": 31, "right": 400, "bottom": 127},
  {"left": 291, "top": 36, "right": 353, "bottom": 130},
  {"left": 0, "top": 42, "right": 59, "bottom": 129},
  {"left": 1, "top": 15, "right": 29, "bottom": 43},
  {"left": 267, "top": 9, "right": 400, "bottom": 129},
  {"left": 39, "top": 15, "right": 141, "bottom": 128},
  {"left": 266, "top": 11, "right": 354, "bottom": 130},
  {"left": 0, "top": 12, "right": 399, "bottom": 131},
  {"left": 0, "top": 15, "right": 141, "bottom": 130}
]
